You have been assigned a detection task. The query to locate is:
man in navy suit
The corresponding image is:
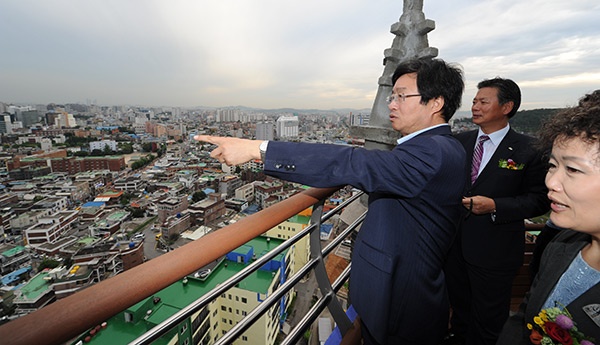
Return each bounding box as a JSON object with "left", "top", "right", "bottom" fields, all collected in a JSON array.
[
  {"left": 443, "top": 78, "right": 549, "bottom": 345},
  {"left": 196, "top": 58, "right": 467, "bottom": 345}
]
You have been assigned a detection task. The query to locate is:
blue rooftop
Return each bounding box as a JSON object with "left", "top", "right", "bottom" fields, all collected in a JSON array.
[
  {"left": 83, "top": 201, "right": 106, "bottom": 208},
  {"left": 1, "top": 266, "right": 32, "bottom": 286}
]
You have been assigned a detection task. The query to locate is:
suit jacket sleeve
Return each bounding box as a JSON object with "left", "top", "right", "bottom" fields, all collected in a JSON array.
[{"left": 263, "top": 135, "right": 458, "bottom": 197}]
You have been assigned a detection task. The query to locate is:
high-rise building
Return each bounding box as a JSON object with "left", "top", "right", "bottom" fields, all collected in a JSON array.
[
  {"left": 0, "top": 114, "right": 12, "bottom": 134},
  {"left": 21, "top": 110, "right": 41, "bottom": 128},
  {"left": 275, "top": 116, "right": 299, "bottom": 138},
  {"left": 255, "top": 122, "right": 274, "bottom": 140},
  {"left": 349, "top": 112, "right": 370, "bottom": 126},
  {"left": 217, "top": 108, "right": 240, "bottom": 122}
]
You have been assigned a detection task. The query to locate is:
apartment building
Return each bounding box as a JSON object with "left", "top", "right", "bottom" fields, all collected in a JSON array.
[
  {"left": 234, "top": 183, "right": 254, "bottom": 203},
  {"left": 113, "top": 176, "right": 146, "bottom": 193},
  {"left": 187, "top": 193, "right": 226, "bottom": 226},
  {"left": 160, "top": 212, "right": 192, "bottom": 239},
  {"left": 32, "top": 196, "right": 69, "bottom": 214},
  {"left": 10, "top": 209, "right": 53, "bottom": 233},
  {"left": 71, "top": 236, "right": 293, "bottom": 345},
  {"left": 88, "top": 210, "right": 131, "bottom": 237},
  {"left": 24, "top": 210, "right": 78, "bottom": 246},
  {"left": 265, "top": 214, "right": 311, "bottom": 274},
  {"left": 0, "top": 245, "right": 29, "bottom": 275},
  {"left": 157, "top": 195, "right": 188, "bottom": 224},
  {"left": 219, "top": 175, "right": 243, "bottom": 199},
  {"left": 254, "top": 179, "right": 284, "bottom": 210},
  {"left": 50, "top": 156, "right": 125, "bottom": 174}
]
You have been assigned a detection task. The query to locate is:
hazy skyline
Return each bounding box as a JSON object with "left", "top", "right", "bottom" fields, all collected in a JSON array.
[{"left": 1, "top": 0, "right": 599, "bottom": 112}]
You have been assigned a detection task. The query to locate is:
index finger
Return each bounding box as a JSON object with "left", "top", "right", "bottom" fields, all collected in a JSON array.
[{"left": 194, "top": 135, "right": 221, "bottom": 145}]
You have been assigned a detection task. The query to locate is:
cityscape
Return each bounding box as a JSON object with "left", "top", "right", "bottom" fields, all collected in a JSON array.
[
  {"left": 0, "top": 100, "right": 391, "bottom": 345},
  {"left": 0, "top": 96, "right": 553, "bottom": 345}
]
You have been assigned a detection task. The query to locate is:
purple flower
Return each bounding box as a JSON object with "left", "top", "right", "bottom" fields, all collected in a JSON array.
[
  {"left": 555, "top": 314, "right": 574, "bottom": 329},
  {"left": 581, "top": 340, "right": 595, "bottom": 345}
]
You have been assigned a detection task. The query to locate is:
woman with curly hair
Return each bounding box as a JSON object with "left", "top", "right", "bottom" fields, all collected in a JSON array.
[{"left": 497, "top": 92, "right": 600, "bottom": 344}]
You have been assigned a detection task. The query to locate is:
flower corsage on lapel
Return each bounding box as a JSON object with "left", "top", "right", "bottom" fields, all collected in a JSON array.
[
  {"left": 527, "top": 305, "right": 596, "bottom": 345},
  {"left": 498, "top": 158, "right": 524, "bottom": 170}
]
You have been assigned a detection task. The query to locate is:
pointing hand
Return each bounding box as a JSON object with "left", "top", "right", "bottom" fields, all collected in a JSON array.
[{"left": 194, "top": 135, "right": 262, "bottom": 166}]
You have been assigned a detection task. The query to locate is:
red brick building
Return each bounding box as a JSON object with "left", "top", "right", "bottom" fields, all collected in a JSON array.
[{"left": 50, "top": 156, "right": 125, "bottom": 174}]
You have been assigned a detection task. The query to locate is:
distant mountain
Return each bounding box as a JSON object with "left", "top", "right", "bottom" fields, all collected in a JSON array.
[
  {"left": 218, "top": 105, "right": 372, "bottom": 115},
  {"left": 453, "top": 108, "right": 562, "bottom": 135},
  {"left": 454, "top": 111, "right": 472, "bottom": 119},
  {"left": 509, "top": 108, "right": 563, "bottom": 134}
]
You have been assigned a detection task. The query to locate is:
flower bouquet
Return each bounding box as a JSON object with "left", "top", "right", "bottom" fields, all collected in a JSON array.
[
  {"left": 528, "top": 306, "right": 596, "bottom": 345},
  {"left": 498, "top": 158, "right": 525, "bottom": 170}
]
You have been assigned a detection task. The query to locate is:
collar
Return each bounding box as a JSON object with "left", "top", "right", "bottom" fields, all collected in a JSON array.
[
  {"left": 478, "top": 124, "right": 510, "bottom": 146},
  {"left": 396, "top": 124, "right": 449, "bottom": 145}
]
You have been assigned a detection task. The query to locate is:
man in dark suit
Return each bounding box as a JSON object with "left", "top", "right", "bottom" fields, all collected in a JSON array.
[
  {"left": 196, "top": 58, "right": 467, "bottom": 344},
  {"left": 443, "top": 78, "right": 549, "bottom": 345}
]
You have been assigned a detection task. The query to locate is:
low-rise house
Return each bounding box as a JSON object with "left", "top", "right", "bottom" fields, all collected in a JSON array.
[
  {"left": 156, "top": 195, "right": 188, "bottom": 223},
  {"left": 24, "top": 210, "right": 78, "bottom": 247},
  {"left": 10, "top": 209, "right": 53, "bottom": 233},
  {"left": 187, "top": 193, "right": 226, "bottom": 226},
  {"left": 113, "top": 176, "right": 146, "bottom": 193},
  {"left": 0, "top": 245, "right": 30, "bottom": 275},
  {"left": 88, "top": 210, "right": 131, "bottom": 237}
]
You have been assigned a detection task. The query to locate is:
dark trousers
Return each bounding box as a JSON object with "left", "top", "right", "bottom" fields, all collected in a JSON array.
[
  {"left": 360, "top": 319, "right": 445, "bottom": 345},
  {"left": 445, "top": 242, "right": 519, "bottom": 345}
]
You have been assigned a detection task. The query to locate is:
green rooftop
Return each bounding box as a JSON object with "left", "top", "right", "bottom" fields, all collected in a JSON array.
[
  {"left": 106, "top": 211, "right": 130, "bottom": 221},
  {"left": 17, "top": 271, "right": 51, "bottom": 301},
  {"left": 77, "top": 236, "right": 287, "bottom": 345},
  {"left": 288, "top": 214, "right": 310, "bottom": 225},
  {"left": 2, "top": 246, "right": 26, "bottom": 258}
]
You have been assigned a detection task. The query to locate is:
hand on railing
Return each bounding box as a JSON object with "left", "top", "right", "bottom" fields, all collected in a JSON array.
[{"left": 194, "top": 135, "right": 262, "bottom": 166}]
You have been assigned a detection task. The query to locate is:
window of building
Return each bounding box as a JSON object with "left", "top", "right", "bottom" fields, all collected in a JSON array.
[
  {"left": 242, "top": 336, "right": 248, "bottom": 341},
  {"left": 241, "top": 297, "right": 247, "bottom": 303}
]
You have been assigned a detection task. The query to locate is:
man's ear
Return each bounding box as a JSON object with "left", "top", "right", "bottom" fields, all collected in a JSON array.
[
  {"left": 502, "top": 101, "right": 514, "bottom": 116},
  {"left": 431, "top": 96, "right": 445, "bottom": 115}
]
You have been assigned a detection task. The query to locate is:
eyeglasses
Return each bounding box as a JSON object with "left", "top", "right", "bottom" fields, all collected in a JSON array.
[{"left": 385, "top": 93, "right": 421, "bottom": 104}]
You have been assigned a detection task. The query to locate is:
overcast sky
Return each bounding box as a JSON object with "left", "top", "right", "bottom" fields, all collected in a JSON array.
[{"left": 1, "top": 0, "right": 599, "bottom": 112}]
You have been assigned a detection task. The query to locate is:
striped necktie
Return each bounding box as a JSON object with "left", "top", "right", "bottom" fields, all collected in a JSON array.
[{"left": 471, "top": 135, "right": 490, "bottom": 184}]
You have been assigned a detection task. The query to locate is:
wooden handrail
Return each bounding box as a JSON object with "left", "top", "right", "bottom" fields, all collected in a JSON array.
[{"left": 0, "top": 187, "right": 338, "bottom": 345}]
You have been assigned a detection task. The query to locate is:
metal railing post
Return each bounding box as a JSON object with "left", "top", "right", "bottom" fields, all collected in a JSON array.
[{"left": 308, "top": 199, "right": 353, "bottom": 335}]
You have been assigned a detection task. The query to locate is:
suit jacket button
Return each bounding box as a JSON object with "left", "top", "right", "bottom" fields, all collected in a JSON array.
[
  {"left": 290, "top": 165, "right": 296, "bottom": 171},
  {"left": 285, "top": 164, "right": 291, "bottom": 170},
  {"left": 275, "top": 164, "right": 282, "bottom": 169}
]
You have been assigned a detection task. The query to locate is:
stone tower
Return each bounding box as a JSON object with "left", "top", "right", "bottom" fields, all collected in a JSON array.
[{"left": 351, "top": 0, "right": 438, "bottom": 150}]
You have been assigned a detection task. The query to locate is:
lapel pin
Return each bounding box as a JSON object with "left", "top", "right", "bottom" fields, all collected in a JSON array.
[{"left": 508, "top": 147, "right": 513, "bottom": 151}]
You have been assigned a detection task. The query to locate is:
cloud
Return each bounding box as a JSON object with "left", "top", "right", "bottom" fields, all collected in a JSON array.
[{"left": 0, "top": 0, "right": 598, "bottom": 110}]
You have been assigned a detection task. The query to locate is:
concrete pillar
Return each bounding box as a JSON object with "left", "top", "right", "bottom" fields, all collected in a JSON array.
[{"left": 350, "top": 0, "right": 438, "bottom": 150}]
